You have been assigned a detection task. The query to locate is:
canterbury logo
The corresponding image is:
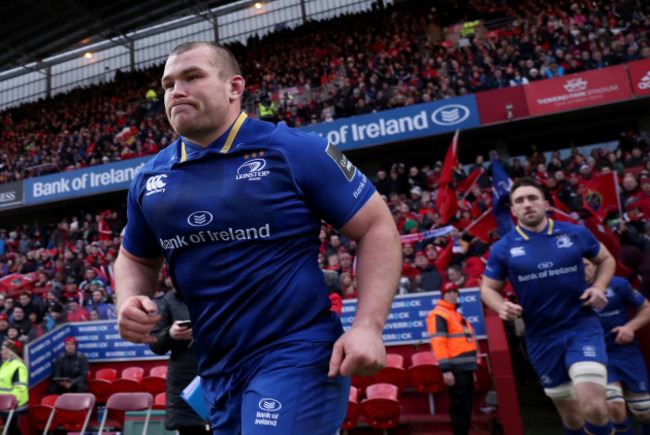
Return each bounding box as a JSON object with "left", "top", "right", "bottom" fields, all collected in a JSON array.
[{"left": 145, "top": 174, "right": 167, "bottom": 195}]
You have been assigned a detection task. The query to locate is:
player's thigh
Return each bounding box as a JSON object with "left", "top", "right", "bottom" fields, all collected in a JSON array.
[
  {"left": 241, "top": 364, "right": 350, "bottom": 434},
  {"left": 526, "top": 335, "right": 571, "bottom": 388},
  {"left": 564, "top": 328, "right": 607, "bottom": 369},
  {"left": 241, "top": 341, "right": 350, "bottom": 435}
]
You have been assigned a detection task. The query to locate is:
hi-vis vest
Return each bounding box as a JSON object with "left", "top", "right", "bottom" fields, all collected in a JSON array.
[
  {"left": 427, "top": 299, "right": 478, "bottom": 372},
  {"left": 259, "top": 102, "right": 277, "bottom": 117},
  {"left": 0, "top": 359, "right": 28, "bottom": 409}
]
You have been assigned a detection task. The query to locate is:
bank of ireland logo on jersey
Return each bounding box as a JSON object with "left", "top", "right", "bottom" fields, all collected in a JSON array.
[
  {"left": 556, "top": 235, "right": 573, "bottom": 249},
  {"left": 145, "top": 174, "right": 167, "bottom": 196},
  {"left": 236, "top": 152, "right": 270, "bottom": 182},
  {"left": 187, "top": 211, "right": 213, "bottom": 227},
  {"left": 255, "top": 398, "right": 282, "bottom": 427}
]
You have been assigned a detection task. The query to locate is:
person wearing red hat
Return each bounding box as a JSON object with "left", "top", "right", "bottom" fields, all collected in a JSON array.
[
  {"left": 426, "top": 282, "right": 478, "bottom": 435},
  {"left": 48, "top": 336, "right": 88, "bottom": 395},
  {"left": 0, "top": 339, "right": 28, "bottom": 435}
]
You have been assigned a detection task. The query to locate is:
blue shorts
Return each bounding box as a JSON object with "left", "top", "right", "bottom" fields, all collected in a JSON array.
[
  {"left": 526, "top": 326, "right": 607, "bottom": 388},
  {"left": 607, "top": 346, "right": 649, "bottom": 394},
  {"left": 201, "top": 341, "right": 350, "bottom": 434}
]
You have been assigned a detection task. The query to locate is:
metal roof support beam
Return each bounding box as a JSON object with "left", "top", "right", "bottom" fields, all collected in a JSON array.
[
  {"left": 45, "top": 65, "right": 52, "bottom": 99},
  {"left": 299, "top": 0, "right": 307, "bottom": 25},
  {"left": 129, "top": 40, "right": 136, "bottom": 72},
  {"left": 213, "top": 15, "right": 220, "bottom": 44}
]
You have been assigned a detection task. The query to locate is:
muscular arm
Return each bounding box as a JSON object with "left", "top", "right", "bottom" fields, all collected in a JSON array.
[
  {"left": 114, "top": 247, "right": 164, "bottom": 343},
  {"left": 480, "top": 275, "right": 523, "bottom": 320},
  {"left": 613, "top": 299, "right": 650, "bottom": 344},
  {"left": 581, "top": 243, "right": 615, "bottom": 309},
  {"left": 328, "top": 192, "right": 401, "bottom": 378}
]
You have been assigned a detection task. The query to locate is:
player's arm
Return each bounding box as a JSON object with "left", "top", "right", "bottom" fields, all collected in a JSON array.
[
  {"left": 612, "top": 299, "right": 650, "bottom": 344},
  {"left": 328, "top": 192, "right": 401, "bottom": 378},
  {"left": 580, "top": 243, "right": 615, "bottom": 309},
  {"left": 480, "top": 276, "right": 523, "bottom": 321},
  {"left": 114, "top": 247, "right": 164, "bottom": 344}
]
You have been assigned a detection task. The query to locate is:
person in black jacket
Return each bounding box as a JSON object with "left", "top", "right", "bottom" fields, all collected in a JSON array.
[
  {"left": 149, "top": 290, "right": 210, "bottom": 435},
  {"left": 48, "top": 337, "right": 88, "bottom": 394}
]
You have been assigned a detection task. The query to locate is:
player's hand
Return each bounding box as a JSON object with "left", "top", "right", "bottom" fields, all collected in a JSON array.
[
  {"left": 580, "top": 287, "right": 608, "bottom": 309},
  {"left": 611, "top": 325, "right": 635, "bottom": 344},
  {"left": 169, "top": 320, "right": 193, "bottom": 340},
  {"left": 499, "top": 300, "right": 523, "bottom": 321},
  {"left": 328, "top": 326, "right": 386, "bottom": 378},
  {"left": 116, "top": 296, "right": 160, "bottom": 344},
  {"left": 443, "top": 371, "right": 455, "bottom": 387}
]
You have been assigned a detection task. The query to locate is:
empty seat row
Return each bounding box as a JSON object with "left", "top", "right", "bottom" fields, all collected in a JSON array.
[
  {"left": 352, "top": 351, "right": 491, "bottom": 395},
  {"left": 88, "top": 365, "right": 168, "bottom": 403},
  {"left": 30, "top": 391, "right": 154, "bottom": 434}
]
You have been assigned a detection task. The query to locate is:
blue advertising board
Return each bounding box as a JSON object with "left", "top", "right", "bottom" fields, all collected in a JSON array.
[
  {"left": 24, "top": 156, "right": 151, "bottom": 205},
  {"left": 299, "top": 95, "right": 480, "bottom": 150},
  {"left": 26, "top": 321, "right": 165, "bottom": 387},
  {"left": 341, "top": 288, "right": 485, "bottom": 346},
  {"left": 26, "top": 288, "right": 485, "bottom": 387}
]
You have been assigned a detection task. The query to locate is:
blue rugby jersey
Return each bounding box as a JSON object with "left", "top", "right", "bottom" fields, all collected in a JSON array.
[
  {"left": 595, "top": 276, "right": 646, "bottom": 352},
  {"left": 484, "top": 219, "right": 601, "bottom": 339},
  {"left": 122, "top": 112, "right": 376, "bottom": 377}
]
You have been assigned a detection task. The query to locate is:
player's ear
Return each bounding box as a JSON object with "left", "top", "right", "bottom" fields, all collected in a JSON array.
[{"left": 229, "top": 76, "right": 245, "bottom": 101}]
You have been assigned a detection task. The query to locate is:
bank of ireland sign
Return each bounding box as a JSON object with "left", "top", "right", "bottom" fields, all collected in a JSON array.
[{"left": 300, "top": 95, "right": 480, "bottom": 150}]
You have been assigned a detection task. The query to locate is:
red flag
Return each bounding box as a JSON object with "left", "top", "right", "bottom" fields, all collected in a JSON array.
[
  {"left": 466, "top": 208, "right": 500, "bottom": 244},
  {"left": 548, "top": 207, "right": 579, "bottom": 224},
  {"left": 582, "top": 172, "right": 621, "bottom": 221},
  {"left": 436, "top": 130, "right": 459, "bottom": 223},
  {"left": 582, "top": 214, "right": 632, "bottom": 277},
  {"left": 439, "top": 130, "right": 459, "bottom": 186},
  {"left": 458, "top": 168, "right": 484, "bottom": 197}
]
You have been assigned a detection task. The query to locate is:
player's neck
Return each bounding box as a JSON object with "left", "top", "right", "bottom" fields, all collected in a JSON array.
[{"left": 519, "top": 217, "right": 549, "bottom": 233}]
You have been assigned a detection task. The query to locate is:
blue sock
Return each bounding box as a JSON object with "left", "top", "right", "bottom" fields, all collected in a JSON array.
[
  {"left": 612, "top": 419, "right": 635, "bottom": 435},
  {"left": 584, "top": 420, "right": 614, "bottom": 435},
  {"left": 563, "top": 424, "right": 585, "bottom": 435}
]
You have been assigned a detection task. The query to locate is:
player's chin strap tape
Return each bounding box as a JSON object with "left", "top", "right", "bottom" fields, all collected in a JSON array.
[
  {"left": 625, "top": 393, "right": 650, "bottom": 415},
  {"left": 606, "top": 385, "right": 625, "bottom": 403},
  {"left": 544, "top": 382, "right": 577, "bottom": 400},
  {"left": 568, "top": 361, "right": 607, "bottom": 387}
]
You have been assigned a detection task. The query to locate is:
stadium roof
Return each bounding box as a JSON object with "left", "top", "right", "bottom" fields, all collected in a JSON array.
[{"left": 0, "top": 0, "right": 243, "bottom": 74}]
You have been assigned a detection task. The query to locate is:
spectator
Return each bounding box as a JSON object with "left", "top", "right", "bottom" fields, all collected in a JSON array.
[
  {"left": 9, "top": 307, "right": 30, "bottom": 337},
  {"left": 47, "top": 337, "right": 89, "bottom": 395},
  {"left": 0, "top": 340, "right": 27, "bottom": 435},
  {"left": 84, "top": 289, "right": 113, "bottom": 320},
  {"left": 149, "top": 291, "right": 210, "bottom": 434},
  {"left": 66, "top": 297, "right": 89, "bottom": 322},
  {"left": 0, "top": 314, "right": 8, "bottom": 345},
  {"left": 413, "top": 251, "right": 443, "bottom": 292}
]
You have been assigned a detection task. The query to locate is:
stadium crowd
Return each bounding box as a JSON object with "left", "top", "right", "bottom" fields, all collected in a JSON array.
[
  {"left": 0, "top": 0, "right": 649, "bottom": 183},
  {"left": 0, "top": 0, "right": 647, "bottom": 347}
]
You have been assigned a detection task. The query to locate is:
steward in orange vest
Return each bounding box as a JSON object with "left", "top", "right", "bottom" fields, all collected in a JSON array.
[{"left": 426, "top": 282, "right": 478, "bottom": 435}]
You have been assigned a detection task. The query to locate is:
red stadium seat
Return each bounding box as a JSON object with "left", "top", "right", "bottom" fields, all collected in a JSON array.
[
  {"left": 42, "top": 392, "right": 95, "bottom": 434},
  {"left": 30, "top": 394, "right": 60, "bottom": 431},
  {"left": 0, "top": 394, "right": 17, "bottom": 435},
  {"left": 341, "top": 386, "right": 360, "bottom": 430},
  {"left": 97, "top": 392, "right": 153, "bottom": 435},
  {"left": 360, "top": 383, "right": 401, "bottom": 430},
  {"left": 153, "top": 392, "right": 166, "bottom": 410},
  {"left": 351, "top": 375, "right": 373, "bottom": 396},
  {"left": 408, "top": 351, "right": 444, "bottom": 393},
  {"left": 88, "top": 368, "right": 117, "bottom": 403},
  {"left": 373, "top": 353, "right": 407, "bottom": 390},
  {"left": 112, "top": 366, "right": 144, "bottom": 393},
  {"left": 142, "top": 365, "right": 167, "bottom": 396}
]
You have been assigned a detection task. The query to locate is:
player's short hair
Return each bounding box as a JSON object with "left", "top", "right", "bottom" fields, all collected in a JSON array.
[
  {"left": 509, "top": 177, "right": 545, "bottom": 202},
  {"left": 169, "top": 41, "right": 242, "bottom": 78}
]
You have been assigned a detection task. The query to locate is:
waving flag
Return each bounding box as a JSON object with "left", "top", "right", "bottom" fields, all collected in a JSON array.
[
  {"left": 458, "top": 167, "right": 484, "bottom": 197},
  {"left": 436, "top": 130, "right": 459, "bottom": 223},
  {"left": 491, "top": 157, "right": 514, "bottom": 236},
  {"left": 467, "top": 208, "right": 500, "bottom": 243},
  {"left": 582, "top": 171, "right": 621, "bottom": 221}
]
